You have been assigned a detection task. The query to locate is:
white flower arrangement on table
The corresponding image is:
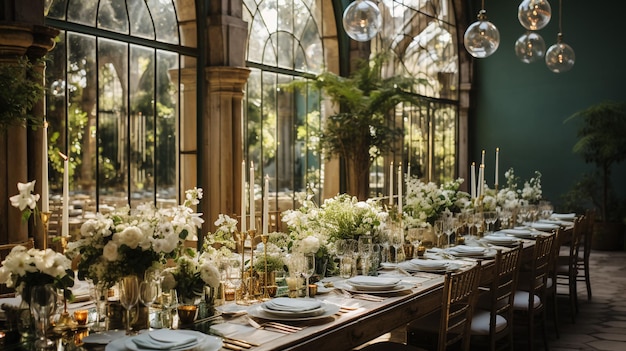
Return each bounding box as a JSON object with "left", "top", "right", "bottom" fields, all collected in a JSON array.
[
  {"left": 403, "top": 178, "right": 470, "bottom": 227},
  {"left": 161, "top": 252, "right": 221, "bottom": 303},
  {"left": 282, "top": 193, "right": 387, "bottom": 248},
  {"left": 494, "top": 167, "right": 542, "bottom": 208},
  {"left": 67, "top": 188, "right": 205, "bottom": 287},
  {"left": 9, "top": 180, "right": 40, "bottom": 222},
  {"left": 202, "top": 214, "right": 238, "bottom": 263},
  {"left": 0, "top": 245, "right": 74, "bottom": 301}
]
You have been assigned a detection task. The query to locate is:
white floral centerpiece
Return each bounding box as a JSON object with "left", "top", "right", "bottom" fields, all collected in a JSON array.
[
  {"left": 161, "top": 252, "right": 221, "bottom": 304},
  {"left": 67, "top": 188, "right": 204, "bottom": 286},
  {"left": 0, "top": 245, "right": 74, "bottom": 302},
  {"left": 282, "top": 193, "right": 387, "bottom": 275},
  {"left": 403, "top": 178, "right": 470, "bottom": 227},
  {"left": 203, "top": 214, "right": 238, "bottom": 261}
]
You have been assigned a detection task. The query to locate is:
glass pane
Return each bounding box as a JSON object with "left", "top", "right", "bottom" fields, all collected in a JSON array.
[
  {"left": 47, "top": 0, "right": 68, "bottom": 20},
  {"left": 274, "top": 32, "right": 294, "bottom": 70},
  {"left": 98, "top": 0, "right": 130, "bottom": 34},
  {"left": 129, "top": 45, "right": 155, "bottom": 207},
  {"left": 128, "top": 0, "right": 156, "bottom": 40},
  {"left": 246, "top": 11, "right": 272, "bottom": 64},
  {"left": 66, "top": 33, "right": 97, "bottom": 213},
  {"left": 146, "top": 0, "right": 180, "bottom": 45},
  {"left": 98, "top": 38, "right": 129, "bottom": 208},
  {"left": 155, "top": 50, "right": 179, "bottom": 207},
  {"left": 67, "top": 0, "right": 98, "bottom": 25}
]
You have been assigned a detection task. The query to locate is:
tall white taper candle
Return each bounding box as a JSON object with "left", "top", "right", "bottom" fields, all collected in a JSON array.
[
  {"left": 263, "top": 175, "right": 269, "bottom": 235},
  {"left": 470, "top": 162, "right": 476, "bottom": 199},
  {"left": 241, "top": 161, "right": 247, "bottom": 233},
  {"left": 495, "top": 147, "right": 499, "bottom": 187},
  {"left": 397, "top": 165, "right": 402, "bottom": 214},
  {"left": 250, "top": 162, "right": 256, "bottom": 230},
  {"left": 389, "top": 161, "right": 394, "bottom": 205}
]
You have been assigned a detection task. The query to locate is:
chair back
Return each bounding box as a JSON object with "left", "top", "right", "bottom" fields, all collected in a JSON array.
[
  {"left": 439, "top": 262, "right": 482, "bottom": 351},
  {"left": 491, "top": 244, "right": 523, "bottom": 335},
  {"left": 527, "top": 232, "right": 556, "bottom": 311},
  {"left": 566, "top": 216, "right": 585, "bottom": 269},
  {"left": 581, "top": 210, "right": 595, "bottom": 261}
]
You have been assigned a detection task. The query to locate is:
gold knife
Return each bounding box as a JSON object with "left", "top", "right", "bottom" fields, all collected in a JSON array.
[{"left": 223, "top": 341, "right": 244, "bottom": 350}]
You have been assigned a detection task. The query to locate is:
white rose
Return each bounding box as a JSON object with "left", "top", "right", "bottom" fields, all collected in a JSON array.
[
  {"left": 301, "top": 236, "right": 320, "bottom": 255},
  {"left": 200, "top": 263, "right": 220, "bottom": 288},
  {"left": 114, "top": 226, "right": 143, "bottom": 249},
  {"left": 102, "top": 242, "right": 119, "bottom": 261}
]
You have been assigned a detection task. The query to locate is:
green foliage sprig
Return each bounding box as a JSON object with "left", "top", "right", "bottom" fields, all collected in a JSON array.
[{"left": 0, "top": 57, "right": 44, "bottom": 131}]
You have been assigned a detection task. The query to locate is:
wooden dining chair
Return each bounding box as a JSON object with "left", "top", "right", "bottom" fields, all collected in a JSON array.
[
  {"left": 513, "top": 231, "right": 556, "bottom": 351},
  {"left": 555, "top": 215, "right": 585, "bottom": 322},
  {"left": 470, "top": 243, "right": 522, "bottom": 351},
  {"left": 404, "top": 263, "right": 482, "bottom": 351},
  {"left": 577, "top": 209, "right": 595, "bottom": 301}
]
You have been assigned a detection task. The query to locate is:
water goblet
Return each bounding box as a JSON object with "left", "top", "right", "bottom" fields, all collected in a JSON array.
[
  {"left": 30, "top": 284, "right": 57, "bottom": 349},
  {"left": 119, "top": 275, "right": 139, "bottom": 335},
  {"left": 303, "top": 253, "right": 316, "bottom": 298},
  {"left": 484, "top": 211, "right": 498, "bottom": 234},
  {"left": 89, "top": 280, "right": 107, "bottom": 332},
  {"left": 358, "top": 235, "right": 373, "bottom": 274},
  {"left": 434, "top": 219, "right": 445, "bottom": 247},
  {"left": 139, "top": 280, "right": 158, "bottom": 309}
]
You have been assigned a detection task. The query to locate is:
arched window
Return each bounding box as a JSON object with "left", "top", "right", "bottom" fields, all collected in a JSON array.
[
  {"left": 243, "top": 0, "right": 328, "bottom": 211},
  {"left": 44, "top": 0, "right": 198, "bottom": 213},
  {"left": 374, "top": 0, "right": 460, "bottom": 185}
]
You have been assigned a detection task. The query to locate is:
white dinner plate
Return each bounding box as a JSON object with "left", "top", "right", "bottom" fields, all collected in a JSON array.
[
  {"left": 248, "top": 302, "right": 340, "bottom": 321},
  {"left": 260, "top": 304, "right": 325, "bottom": 317},
  {"left": 105, "top": 330, "right": 222, "bottom": 351},
  {"left": 333, "top": 281, "right": 416, "bottom": 294}
]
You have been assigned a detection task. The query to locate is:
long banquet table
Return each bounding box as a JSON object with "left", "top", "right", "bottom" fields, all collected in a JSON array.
[{"left": 1, "top": 226, "right": 573, "bottom": 351}]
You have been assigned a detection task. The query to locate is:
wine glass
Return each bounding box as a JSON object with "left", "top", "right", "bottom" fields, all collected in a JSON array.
[
  {"left": 303, "top": 253, "right": 316, "bottom": 298},
  {"left": 160, "top": 288, "right": 178, "bottom": 327},
  {"left": 389, "top": 226, "right": 404, "bottom": 263},
  {"left": 483, "top": 211, "right": 498, "bottom": 234},
  {"left": 30, "top": 284, "right": 57, "bottom": 349},
  {"left": 433, "top": 219, "right": 445, "bottom": 248},
  {"left": 226, "top": 264, "right": 243, "bottom": 304},
  {"left": 444, "top": 217, "right": 457, "bottom": 248},
  {"left": 89, "top": 280, "right": 107, "bottom": 332},
  {"left": 139, "top": 280, "right": 158, "bottom": 309},
  {"left": 119, "top": 275, "right": 139, "bottom": 335},
  {"left": 358, "top": 235, "right": 373, "bottom": 274}
]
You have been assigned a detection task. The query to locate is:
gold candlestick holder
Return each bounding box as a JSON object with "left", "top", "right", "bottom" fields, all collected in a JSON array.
[
  {"left": 260, "top": 234, "right": 271, "bottom": 301},
  {"left": 40, "top": 211, "right": 51, "bottom": 250},
  {"left": 54, "top": 289, "right": 77, "bottom": 332},
  {"left": 236, "top": 230, "right": 250, "bottom": 305}
]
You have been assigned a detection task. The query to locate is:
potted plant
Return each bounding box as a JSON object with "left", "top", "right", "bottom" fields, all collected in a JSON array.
[
  {"left": 288, "top": 53, "right": 426, "bottom": 200},
  {"left": 0, "top": 57, "right": 44, "bottom": 131},
  {"left": 565, "top": 101, "right": 626, "bottom": 250}
]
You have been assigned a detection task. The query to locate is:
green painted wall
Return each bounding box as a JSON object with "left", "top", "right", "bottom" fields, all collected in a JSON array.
[{"left": 470, "top": 0, "right": 626, "bottom": 211}]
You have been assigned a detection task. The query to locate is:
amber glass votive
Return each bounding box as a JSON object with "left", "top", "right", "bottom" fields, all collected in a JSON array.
[
  {"left": 178, "top": 305, "right": 198, "bottom": 325},
  {"left": 74, "top": 309, "right": 89, "bottom": 325}
]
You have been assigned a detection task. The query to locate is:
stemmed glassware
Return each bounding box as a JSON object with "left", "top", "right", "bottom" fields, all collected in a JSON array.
[
  {"left": 358, "top": 235, "right": 373, "bottom": 275},
  {"left": 483, "top": 211, "right": 498, "bottom": 234},
  {"left": 336, "top": 239, "right": 356, "bottom": 278},
  {"left": 160, "top": 288, "right": 178, "bottom": 327},
  {"left": 444, "top": 217, "right": 457, "bottom": 248},
  {"left": 472, "top": 211, "right": 484, "bottom": 237},
  {"left": 119, "top": 275, "right": 139, "bottom": 335},
  {"left": 302, "top": 253, "right": 316, "bottom": 298},
  {"left": 89, "top": 280, "right": 107, "bottom": 332},
  {"left": 139, "top": 280, "right": 158, "bottom": 308},
  {"left": 389, "top": 226, "right": 404, "bottom": 263},
  {"left": 30, "top": 284, "right": 57, "bottom": 349},
  {"left": 434, "top": 219, "right": 445, "bottom": 247}
]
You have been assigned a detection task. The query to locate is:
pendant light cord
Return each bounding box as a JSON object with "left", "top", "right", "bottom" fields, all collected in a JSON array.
[
  {"left": 481, "top": 0, "right": 485, "bottom": 11},
  {"left": 558, "top": 0, "right": 563, "bottom": 33}
]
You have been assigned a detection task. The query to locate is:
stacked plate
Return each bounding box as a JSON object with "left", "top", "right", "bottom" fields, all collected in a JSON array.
[
  {"left": 400, "top": 259, "right": 453, "bottom": 273},
  {"left": 446, "top": 245, "right": 486, "bottom": 257},
  {"left": 105, "top": 329, "right": 222, "bottom": 351},
  {"left": 482, "top": 235, "right": 520, "bottom": 246},
  {"left": 500, "top": 228, "right": 537, "bottom": 239},
  {"left": 347, "top": 276, "right": 401, "bottom": 291},
  {"left": 261, "top": 297, "right": 325, "bottom": 317},
  {"left": 551, "top": 213, "right": 576, "bottom": 221},
  {"left": 528, "top": 222, "right": 560, "bottom": 232}
]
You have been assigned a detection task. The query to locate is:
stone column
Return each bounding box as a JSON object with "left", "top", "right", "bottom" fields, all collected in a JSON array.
[
  {"left": 0, "top": 0, "right": 59, "bottom": 246},
  {"left": 200, "top": 0, "right": 249, "bottom": 233}
]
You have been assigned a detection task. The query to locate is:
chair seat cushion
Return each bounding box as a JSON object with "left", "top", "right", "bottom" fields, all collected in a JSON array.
[
  {"left": 513, "top": 291, "right": 541, "bottom": 310},
  {"left": 470, "top": 309, "right": 508, "bottom": 335}
]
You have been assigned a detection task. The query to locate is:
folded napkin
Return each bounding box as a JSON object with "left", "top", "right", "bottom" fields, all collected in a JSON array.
[
  {"left": 528, "top": 222, "right": 560, "bottom": 231},
  {"left": 132, "top": 329, "right": 198, "bottom": 350},
  {"left": 347, "top": 276, "right": 400, "bottom": 287},
  {"left": 449, "top": 245, "right": 484, "bottom": 253},
  {"left": 263, "top": 297, "right": 321, "bottom": 312}
]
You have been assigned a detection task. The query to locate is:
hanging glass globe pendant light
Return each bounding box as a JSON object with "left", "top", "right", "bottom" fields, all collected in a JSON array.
[
  {"left": 518, "top": 0, "right": 551, "bottom": 31},
  {"left": 342, "top": 0, "right": 382, "bottom": 42},
  {"left": 545, "top": 0, "right": 575, "bottom": 73},
  {"left": 515, "top": 31, "right": 546, "bottom": 63},
  {"left": 464, "top": 1, "right": 500, "bottom": 58}
]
